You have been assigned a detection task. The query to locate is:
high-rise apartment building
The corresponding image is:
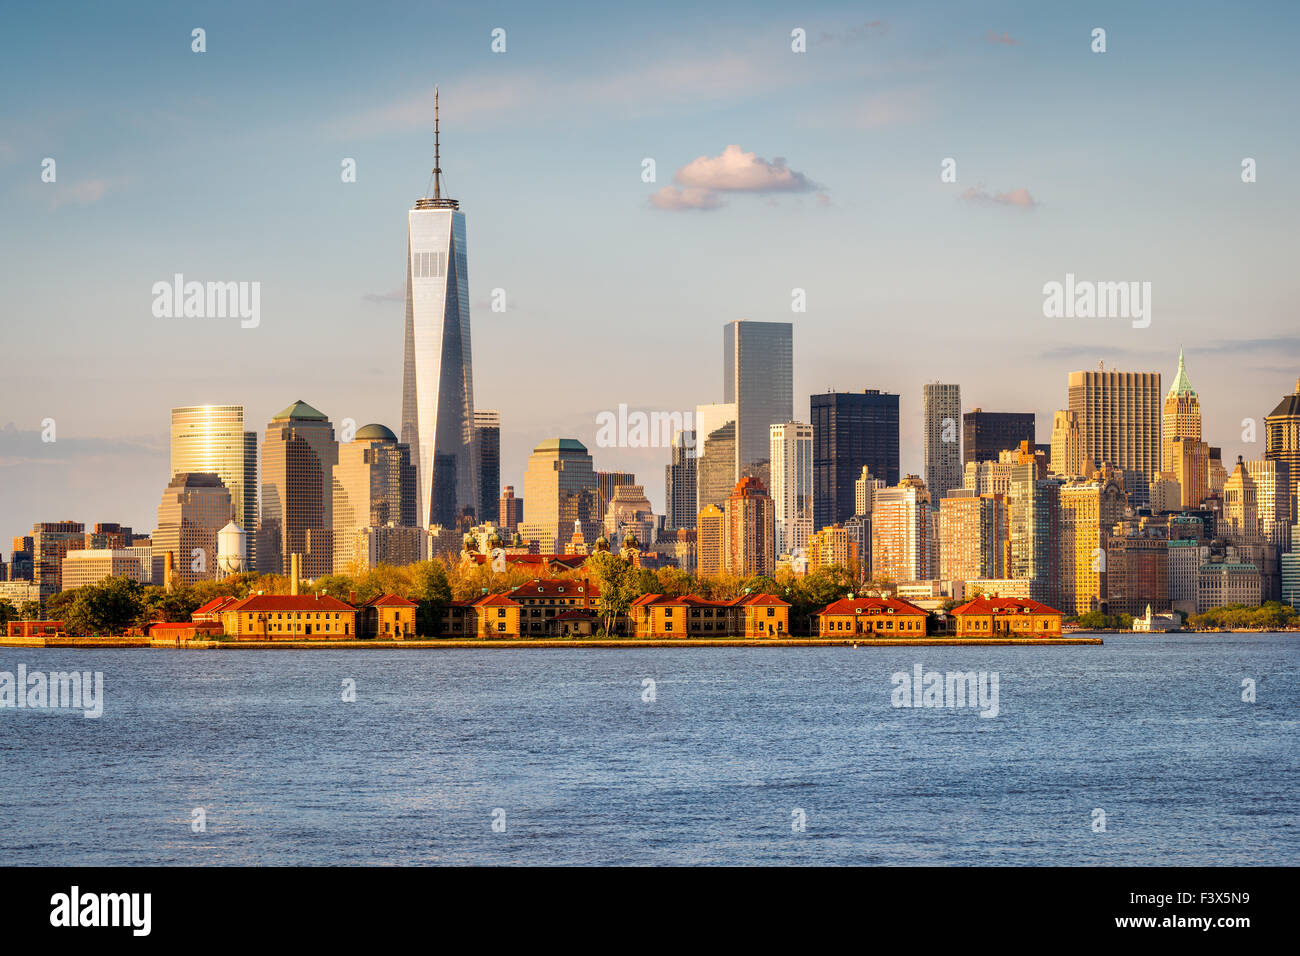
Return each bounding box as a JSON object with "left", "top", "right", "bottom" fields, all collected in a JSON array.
[
  {"left": 171, "top": 405, "right": 259, "bottom": 567},
  {"left": 854, "top": 466, "right": 885, "bottom": 517},
  {"left": 724, "top": 477, "right": 775, "bottom": 577},
  {"left": 474, "top": 410, "right": 500, "bottom": 525},
  {"left": 153, "top": 474, "right": 232, "bottom": 586},
  {"left": 923, "top": 383, "right": 962, "bottom": 505},
  {"left": 401, "top": 90, "right": 478, "bottom": 528},
  {"left": 1008, "top": 464, "right": 1063, "bottom": 609},
  {"left": 1057, "top": 473, "right": 1127, "bottom": 615},
  {"left": 1221, "top": 457, "right": 1291, "bottom": 551},
  {"left": 1050, "top": 409, "right": 1083, "bottom": 477},
  {"left": 664, "top": 429, "right": 697, "bottom": 530},
  {"left": 332, "top": 424, "right": 417, "bottom": 573},
  {"left": 31, "top": 521, "right": 86, "bottom": 599},
  {"left": 1170, "top": 437, "right": 1210, "bottom": 509},
  {"left": 695, "top": 403, "right": 738, "bottom": 511},
  {"left": 1265, "top": 378, "right": 1300, "bottom": 523},
  {"left": 724, "top": 320, "right": 793, "bottom": 480},
  {"left": 498, "top": 485, "right": 524, "bottom": 533},
  {"left": 811, "top": 389, "right": 900, "bottom": 530},
  {"left": 808, "top": 524, "right": 860, "bottom": 573},
  {"left": 870, "top": 476, "right": 932, "bottom": 583},
  {"left": 1067, "top": 368, "right": 1162, "bottom": 506},
  {"left": 939, "top": 493, "right": 1009, "bottom": 581},
  {"left": 1106, "top": 531, "right": 1169, "bottom": 617},
  {"left": 520, "top": 439, "right": 600, "bottom": 553},
  {"left": 964, "top": 458, "right": 1015, "bottom": 497},
  {"left": 769, "top": 422, "right": 813, "bottom": 557},
  {"left": 259, "top": 400, "right": 338, "bottom": 578},
  {"left": 1162, "top": 350, "right": 1201, "bottom": 473},
  {"left": 962, "top": 410, "right": 1035, "bottom": 465}
]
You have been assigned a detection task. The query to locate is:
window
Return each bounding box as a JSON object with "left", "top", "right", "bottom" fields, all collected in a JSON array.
[
  {"left": 413, "top": 250, "right": 445, "bottom": 278},
  {"left": 497, "top": 622, "right": 506, "bottom": 632},
  {"left": 497, "top": 608, "right": 506, "bottom": 618},
  {"left": 767, "top": 607, "right": 775, "bottom": 616}
]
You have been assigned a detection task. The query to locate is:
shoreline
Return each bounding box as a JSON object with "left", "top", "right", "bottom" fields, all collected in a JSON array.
[{"left": 0, "top": 636, "right": 1109, "bottom": 649}]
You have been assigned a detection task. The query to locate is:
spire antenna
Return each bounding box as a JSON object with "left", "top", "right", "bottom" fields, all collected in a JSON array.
[{"left": 416, "top": 85, "right": 459, "bottom": 210}]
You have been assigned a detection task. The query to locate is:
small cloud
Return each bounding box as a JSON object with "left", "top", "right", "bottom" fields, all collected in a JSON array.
[
  {"left": 675, "top": 144, "right": 817, "bottom": 193},
  {"left": 986, "top": 30, "right": 1020, "bottom": 46},
  {"left": 50, "top": 177, "right": 114, "bottom": 209},
  {"left": 960, "top": 185, "right": 1037, "bottom": 208},
  {"left": 362, "top": 288, "right": 404, "bottom": 304},
  {"left": 649, "top": 186, "right": 723, "bottom": 211}
]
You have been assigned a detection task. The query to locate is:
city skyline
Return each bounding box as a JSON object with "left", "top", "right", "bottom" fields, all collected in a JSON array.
[{"left": 3, "top": 0, "right": 1299, "bottom": 539}]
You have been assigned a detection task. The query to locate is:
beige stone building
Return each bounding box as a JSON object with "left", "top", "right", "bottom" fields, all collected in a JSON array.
[
  {"left": 153, "top": 473, "right": 232, "bottom": 586},
  {"left": 1067, "top": 368, "right": 1162, "bottom": 507},
  {"left": 939, "top": 492, "right": 1009, "bottom": 581},
  {"left": 696, "top": 505, "right": 725, "bottom": 577},
  {"left": 1057, "top": 474, "right": 1127, "bottom": 615},
  {"left": 725, "top": 477, "right": 775, "bottom": 577}
]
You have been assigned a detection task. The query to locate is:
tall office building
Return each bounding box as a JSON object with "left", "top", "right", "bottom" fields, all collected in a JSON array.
[
  {"left": 1171, "top": 437, "right": 1210, "bottom": 508},
  {"left": 1050, "top": 409, "right": 1083, "bottom": 477},
  {"left": 922, "top": 383, "right": 962, "bottom": 505},
  {"left": 725, "top": 477, "right": 775, "bottom": 578},
  {"left": 1008, "top": 464, "right": 1063, "bottom": 609},
  {"left": 870, "top": 476, "right": 932, "bottom": 583},
  {"left": 724, "top": 320, "right": 793, "bottom": 480},
  {"left": 474, "top": 410, "right": 500, "bottom": 525},
  {"left": 1162, "top": 350, "right": 1201, "bottom": 473},
  {"left": 332, "top": 424, "right": 417, "bottom": 573},
  {"left": 153, "top": 474, "right": 232, "bottom": 586},
  {"left": 695, "top": 402, "right": 738, "bottom": 511},
  {"left": 520, "top": 439, "right": 600, "bottom": 553},
  {"left": 769, "top": 422, "right": 813, "bottom": 557},
  {"left": 401, "top": 89, "right": 478, "bottom": 528},
  {"left": 811, "top": 389, "right": 900, "bottom": 530},
  {"left": 963, "top": 410, "right": 1035, "bottom": 465},
  {"left": 1057, "top": 473, "right": 1127, "bottom": 615},
  {"left": 697, "top": 505, "right": 726, "bottom": 578},
  {"left": 171, "top": 405, "right": 259, "bottom": 568},
  {"left": 1067, "top": 368, "right": 1162, "bottom": 506},
  {"left": 939, "top": 493, "right": 1009, "bottom": 581},
  {"left": 1221, "top": 457, "right": 1291, "bottom": 550},
  {"left": 1265, "top": 378, "right": 1300, "bottom": 523},
  {"left": 664, "top": 429, "right": 697, "bottom": 530},
  {"left": 596, "top": 471, "right": 637, "bottom": 520},
  {"left": 259, "top": 400, "right": 338, "bottom": 578}
]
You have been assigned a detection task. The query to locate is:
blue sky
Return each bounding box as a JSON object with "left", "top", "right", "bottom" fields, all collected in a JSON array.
[{"left": 1, "top": 0, "right": 1298, "bottom": 540}]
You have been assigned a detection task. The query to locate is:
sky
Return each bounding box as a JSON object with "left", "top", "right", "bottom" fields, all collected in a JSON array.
[{"left": 1, "top": 0, "right": 1298, "bottom": 544}]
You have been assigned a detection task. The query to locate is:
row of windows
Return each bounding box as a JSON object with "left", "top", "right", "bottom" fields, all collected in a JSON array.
[{"left": 413, "top": 250, "right": 446, "bottom": 278}]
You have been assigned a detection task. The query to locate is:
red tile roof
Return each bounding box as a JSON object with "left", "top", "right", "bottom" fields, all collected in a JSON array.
[
  {"left": 506, "top": 578, "right": 599, "bottom": 598},
  {"left": 223, "top": 595, "right": 356, "bottom": 613},
  {"left": 193, "top": 596, "right": 240, "bottom": 615},
  {"left": 818, "top": 597, "right": 928, "bottom": 617},
  {"left": 730, "top": 593, "right": 790, "bottom": 607},
  {"left": 363, "top": 594, "right": 417, "bottom": 608},
  {"left": 473, "top": 593, "right": 520, "bottom": 607},
  {"left": 952, "top": 597, "right": 1062, "bottom": 616}
]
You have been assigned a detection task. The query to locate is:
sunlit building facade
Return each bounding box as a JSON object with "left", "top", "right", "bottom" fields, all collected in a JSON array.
[{"left": 171, "top": 404, "right": 259, "bottom": 568}]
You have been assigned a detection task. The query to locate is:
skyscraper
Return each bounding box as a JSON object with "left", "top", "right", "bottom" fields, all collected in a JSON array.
[
  {"left": 870, "top": 476, "right": 932, "bottom": 583},
  {"left": 1162, "top": 349, "right": 1201, "bottom": 473},
  {"left": 1265, "top": 378, "right": 1300, "bottom": 523},
  {"left": 171, "top": 405, "right": 259, "bottom": 568},
  {"left": 520, "top": 439, "right": 599, "bottom": 553},
  {"left": 962, "top": 410, "right": 1035, "bottom": 465},
  {"left": 923, "top": 383, "right": 961, "bottom": 505},
  {"left": 331, "top": 424, "right": 417, "bottom": 573},
  {"left": 939, "top": 492, "right": 1009, "bottom": 581},
  {"left": 695, "top": 402, "right": 738, "bottom": 511},
  {"left": 725, "top": 476, "right": 775, "bottom": 577},
  {"left": 664, "top": 429, "right": 697, "bottom": 530},
  {"left": 259, "top": 400, "right": 338, "bottom": 578},
  {"left": 474, "top": 409, "right": 500, "bottom": 525},
  {"left": 1067, "top": 368, "right": 1162, "bottom": 506},
  {"left": 811, "top": 389, "right": 900, "bottom": 530},
  {"left": 724, "top": 320, "right": 793, "bottom": 480},
  {"left": 153, "top": 474, "right": 232, "bottom": 586},
  {"left": 401, "top": 89, "right": 478, "bottom": 528},
  {"left": 1049, "top": 409, "right": 1083, "bottom": 477},
  {"left": 1009, "top": 463, "right": 1063, "bottom": 609},
  {"left": 1057, "top": 473, "right": 1127, "bottom": 615},
  {"left": 769, "top": 422, "right": 813, "bottom": 557}
]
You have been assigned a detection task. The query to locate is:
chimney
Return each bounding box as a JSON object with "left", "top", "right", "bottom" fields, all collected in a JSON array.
[
  {"left": 349, "top": 590, "right": 357, "bottom": 606},
  {"left": 290, "top": 553, "right": 300, "bottom": 596},
  {"left": 164, "top": 551, "right": 175, "bottom": 593}
]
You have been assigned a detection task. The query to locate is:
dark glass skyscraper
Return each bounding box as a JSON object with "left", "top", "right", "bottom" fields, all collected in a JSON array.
[
  {"left": 474, "top": 410, "right": 500, "bottom": 524},
  {"left": 962, "top": 410, "right": 1036, "bottom": 465},
  {"left": 811, "top": 389, "right": 900, "bottom": 530},
  {"left": 724, "top": 320, "right": 793, "bottom": 477}
]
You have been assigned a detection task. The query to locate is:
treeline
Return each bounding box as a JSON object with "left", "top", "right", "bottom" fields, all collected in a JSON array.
[
  {"left": 3, "top": 557, "right": 897, "bottom": 637},
  {"left": 1189, "top": 602, "right": 1298, "bottom": 630}
]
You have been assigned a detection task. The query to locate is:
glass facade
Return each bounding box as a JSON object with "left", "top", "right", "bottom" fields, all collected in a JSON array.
[
  {"left": 811, "top": 390, "right": 900, "bottom": 530},
  {"left": 402, "top": 207, "right": 478, "bottom": 528},
  {"left": 723, "top": 320, "right": 793, "bottom": 476},
  {"left": 170, "top": 405, "right": 259, "bottom": 567}
]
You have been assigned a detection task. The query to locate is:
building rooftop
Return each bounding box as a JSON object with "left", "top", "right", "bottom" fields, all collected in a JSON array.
[
  {"left": 272, "top": 399, "right": 329, "bottom": 422},
  {"left": 355, "top": 423, "right": 397, "bottom": 441}
]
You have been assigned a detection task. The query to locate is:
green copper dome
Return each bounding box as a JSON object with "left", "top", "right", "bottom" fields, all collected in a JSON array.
[
  {"left": 354, "top": 423, "right": 397, "bottom": 441},
  {"left": 1167, "top": 349, "right": 1196, "bottom": 398},
  {"left": 273, "top": 399, "right": 329, "bottom": 422}
]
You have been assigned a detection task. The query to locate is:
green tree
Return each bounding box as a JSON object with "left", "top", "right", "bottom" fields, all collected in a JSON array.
[
  {"left": 63, "top": 575, "right": 147, "bottom": 635},
  {"left": 17, "top": 600, "right": 42, "bottom": 621},
  {"left": 0, "top": 599, "right": 17, "bottom": 629},
  {"left": 585, "top": 551, "right": 639, "bottom": 635}
]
